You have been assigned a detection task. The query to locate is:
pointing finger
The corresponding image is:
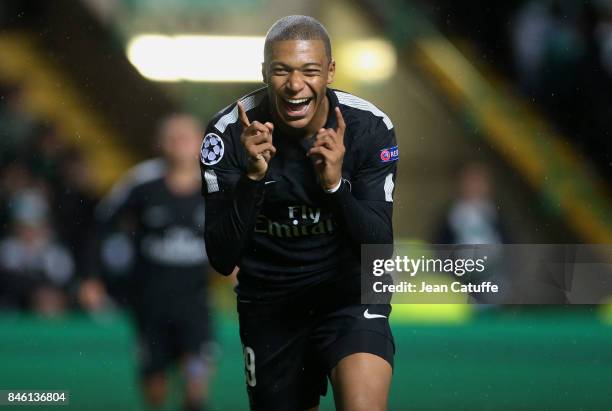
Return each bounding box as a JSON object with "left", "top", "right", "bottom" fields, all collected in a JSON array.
[
  {"left": 237, "top": 101, "right": 250, "bottom": 128},
  {"left": 334, "top": 107, "right": 346, "bottom": 137}
]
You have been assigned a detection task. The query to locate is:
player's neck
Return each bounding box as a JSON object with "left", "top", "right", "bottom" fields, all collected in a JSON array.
[{"left": 165, "top": 164, "right": 199, "bottom": 195}]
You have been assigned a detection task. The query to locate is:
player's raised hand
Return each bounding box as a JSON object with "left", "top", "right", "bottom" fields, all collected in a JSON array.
[
  {"left": 308, "top": 107, "right": 346, "bottom": 190},
  {"left": 238, "top": 101, "right": 275, "bottom": 181}
]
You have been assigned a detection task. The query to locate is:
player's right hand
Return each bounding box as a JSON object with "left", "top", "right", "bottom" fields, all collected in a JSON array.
[{"left": 238, "top": 101, "right": 275, "bottom": 181}]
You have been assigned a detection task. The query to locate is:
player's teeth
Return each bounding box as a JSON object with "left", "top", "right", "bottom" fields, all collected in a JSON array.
[{"left": 285, "top": 98, "right": 309, "bottom": 104}]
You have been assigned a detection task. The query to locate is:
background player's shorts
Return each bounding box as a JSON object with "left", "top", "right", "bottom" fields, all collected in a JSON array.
[
  {"left": 237, "top": 289, "right": 395, "bottom": 411},
  {"left": 135, "top": 299, "right": 213, "bottom": 376}
]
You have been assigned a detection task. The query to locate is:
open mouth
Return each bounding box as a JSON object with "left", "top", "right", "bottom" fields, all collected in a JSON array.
[{"left": 281, "top": 96, "right": 313, "bottom": 118}]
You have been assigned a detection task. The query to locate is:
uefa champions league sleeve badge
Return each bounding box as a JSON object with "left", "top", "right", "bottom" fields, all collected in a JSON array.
[{"left": 200, "top": 133, "right": 225, "bottom": 166}]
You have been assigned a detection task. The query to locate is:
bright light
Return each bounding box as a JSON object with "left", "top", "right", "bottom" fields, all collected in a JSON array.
[
  {"left": 126, "top": 35, "right": 397, "bottom": 83},
  {"left": 127, "top": 34, "right": 265, "bottom": 82},
  {"left": 338, "top": 39, "right": 397, "bottom": 82}
]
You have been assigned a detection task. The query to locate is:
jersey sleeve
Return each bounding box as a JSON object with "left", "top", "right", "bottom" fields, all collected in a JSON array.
[
  {"left": 95, "top": 175, "right": 141, "bottom": 227},
  {"left": 90, "top": 163, "right": 152, "bottom": 279},
  {"left": 200, "top": 118, "right": 266, "bottom": 275},
  {"left": 199, "top": 121, "right": 242, "bottom": 197},
  {"left": 351, "top": 118, "right": 398, "bottom": 203},
  {"left": 325, "top": 117, "right": 397, "bottom": 251}
]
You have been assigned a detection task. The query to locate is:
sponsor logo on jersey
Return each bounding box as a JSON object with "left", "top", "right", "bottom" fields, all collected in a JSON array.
[
  {"left": 200, "top": 133, "right": 224, "bottom": 166},
  {"left": 254, "top": 205, "right": 335, "bottom": 238},
  {"left": 141, "top": 227, "right": 207, "bottom": 265},
  {"left": 379, "top": 146, "right": 399, "bottom": 163}
]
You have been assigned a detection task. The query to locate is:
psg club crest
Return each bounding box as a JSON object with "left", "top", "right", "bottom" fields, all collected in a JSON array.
[
  {"left": 379, "top": 146, "right": 399, "bottom": 163},
  {"left": 200, "top": 133, "right": 225, "bottom": 166}
]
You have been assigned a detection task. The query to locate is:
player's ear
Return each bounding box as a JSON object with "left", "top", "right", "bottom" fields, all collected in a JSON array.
[{"left": 327, "top": 58, "right": 335, "bottom": 85}]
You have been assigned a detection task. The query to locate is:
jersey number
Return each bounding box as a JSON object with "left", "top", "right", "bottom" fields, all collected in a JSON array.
[{"left": 243, "top": 346, "right": 256, "bottom": 387}]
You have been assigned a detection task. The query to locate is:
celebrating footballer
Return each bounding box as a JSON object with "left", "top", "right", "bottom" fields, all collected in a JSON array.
[{"left": 200, "top": 15, "right": 398, "bottom": 411}]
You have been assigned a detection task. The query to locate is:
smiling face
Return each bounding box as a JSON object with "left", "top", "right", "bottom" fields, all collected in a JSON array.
[{"left": 263, "top": 40, "right": 335, "bottom": 136}]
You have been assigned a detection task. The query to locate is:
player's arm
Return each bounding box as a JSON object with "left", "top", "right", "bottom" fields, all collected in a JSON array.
[
  {"left": 309, "top": 109, "right": 396, "bottom": 251},
  {"left": 93, "top": 160, "right": 166, "bottom": 246},
  {"left": 80, "top": 162, "right": 154, "bottom": 309},
  {"left": 201, "top": 103, "right": 275, "bottom": 275}
]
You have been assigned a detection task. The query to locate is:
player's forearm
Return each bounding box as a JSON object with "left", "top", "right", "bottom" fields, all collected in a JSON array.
[
  {"left": 204, "top": 175, "right": 265, "bottom": 275},
  {"left": 91, "top": 202, "right": 131, "bottom": 279},
  {"left": 326, "top": 186, "right": 393, "bottom": 250}
]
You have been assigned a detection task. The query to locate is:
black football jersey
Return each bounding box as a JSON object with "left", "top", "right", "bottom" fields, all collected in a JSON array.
[
  {"left": 201, "top": 87, "right": 397, "bottom": 301},
  {"left": 96, "top": 159, "right": 209, "bottom": 307}
]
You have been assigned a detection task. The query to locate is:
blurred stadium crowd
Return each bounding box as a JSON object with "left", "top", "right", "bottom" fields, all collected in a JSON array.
[
  {"left": 0, "top": 81, "right": 99, "bottom": 316},
  {"left": 434, "top": 0, "right": 612, "bottom": 178}
]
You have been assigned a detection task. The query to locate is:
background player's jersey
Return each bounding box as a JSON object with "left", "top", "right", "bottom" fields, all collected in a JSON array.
[
  {"left": 97, "top": 159, "right": 209, "bottom": 310},
  {"left": 201, "top": 88, "right": 397, "bottom": 301}
]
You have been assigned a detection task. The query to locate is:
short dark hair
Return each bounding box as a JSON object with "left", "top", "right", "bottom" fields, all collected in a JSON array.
[{"left": 264, "top": 15, "right": 332, "bottom": 63}]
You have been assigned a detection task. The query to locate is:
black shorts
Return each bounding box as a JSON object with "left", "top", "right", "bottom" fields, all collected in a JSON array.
[
  {"left": 134, "top": 300, "right": 212, "bottom": 376},
  {"left": 237, "top": 291, "right": 395, "bottom": 411}
]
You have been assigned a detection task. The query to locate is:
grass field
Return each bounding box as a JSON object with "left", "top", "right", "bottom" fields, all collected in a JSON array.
[{"left": 0, "top": 308, "right": 611, "bottom": 410}]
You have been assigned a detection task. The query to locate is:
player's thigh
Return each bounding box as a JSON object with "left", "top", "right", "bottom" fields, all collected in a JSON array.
[
  {"left": 330, "top": 352, "right": 392, "bottom": 411},
  {"left": 314, "top": 303, "right": 395, "bottom": 411},
  {"left": 135, "top": 313, "right": 173, "bottom": 377},
  {"left": 238, "top": 301, "right": 325, "bottom": 411},
  {"left": 136, "top": 317, "right": 170, "bottom": 406},
  {"left": 315, "top": 303, "right": 395, "bottom": 370},
  {"left": 175, "top": 306, "right": 215, "bottom": 381}
]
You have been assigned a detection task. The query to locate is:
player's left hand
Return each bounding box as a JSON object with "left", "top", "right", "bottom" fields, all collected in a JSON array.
[{"left": 308, "top": 107, "right": 346, "bottom": 190}]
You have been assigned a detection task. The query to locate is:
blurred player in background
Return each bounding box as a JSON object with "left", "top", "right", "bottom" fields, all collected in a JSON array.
[
  {"left": 90, "top": 114, "right": 214, "bottom": 411},
  {"left": 433, "top": 162, "right": 510, "bottom": 304},
  {"left": 434, "top": 162, "right": 508, "bottom": 245},
  {"left": 201, "top": 16, "right": 397, "bottom": 411}
]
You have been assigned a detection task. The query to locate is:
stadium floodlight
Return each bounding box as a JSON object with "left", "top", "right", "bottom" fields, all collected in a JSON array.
[
  {"left": 338, "top": 39, "right": 397, "bottom": 82},
  {"left": 127, "top": 35, "right": 397, "bottom": 83},
  {"left": 127, "top": 34, "right": 265, "bottom": 82}
]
